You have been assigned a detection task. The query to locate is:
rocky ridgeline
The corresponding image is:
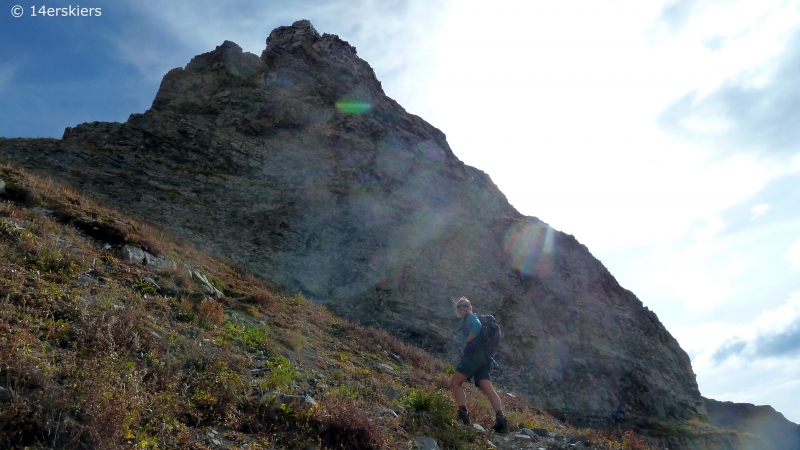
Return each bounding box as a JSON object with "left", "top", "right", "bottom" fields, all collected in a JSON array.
[
  {"left": 0, "top": 19, "right": 716, "bottom": 435},
  {"left": 703, "top": 398, "right": 800, "bottom": 450}
]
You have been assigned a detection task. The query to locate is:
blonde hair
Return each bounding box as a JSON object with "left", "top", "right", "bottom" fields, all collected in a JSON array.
[{"left": 454, "top": 296, "right": 472, "bottom": 317}]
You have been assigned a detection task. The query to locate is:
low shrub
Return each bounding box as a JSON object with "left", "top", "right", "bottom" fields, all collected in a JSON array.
[
  {"left": 318, "top": 400, "right": 385, "bottom": 450},
  {"left": 198, "top": 300, "right": 226, "bottom": 327}
]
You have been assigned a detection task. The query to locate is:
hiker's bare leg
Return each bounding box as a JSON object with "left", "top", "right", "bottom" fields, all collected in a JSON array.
[
  {"left": 450, "top": 371, "right": 469, "bottom": 407},
  {"left": 478, "top": 379, "right": 502, "bottom": 411}
]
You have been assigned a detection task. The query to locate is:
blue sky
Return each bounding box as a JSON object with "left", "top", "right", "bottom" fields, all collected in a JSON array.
[{"left": 2, "top": 0, "right": 800, "bottom": 423}]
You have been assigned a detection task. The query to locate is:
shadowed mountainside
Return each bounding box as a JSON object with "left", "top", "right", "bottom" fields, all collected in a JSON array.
[{"left": 703, "top": 397, "right": 800, "bottom": 450}]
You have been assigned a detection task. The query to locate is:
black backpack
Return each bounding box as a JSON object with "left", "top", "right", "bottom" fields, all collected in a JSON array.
[{"left": 462, "top": 314, "right": 502, "bottom": 357}]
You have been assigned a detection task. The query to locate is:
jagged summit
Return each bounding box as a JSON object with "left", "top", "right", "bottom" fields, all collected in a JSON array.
[{"left": 2, "top": 21, "right": 709, "bottom": 441}]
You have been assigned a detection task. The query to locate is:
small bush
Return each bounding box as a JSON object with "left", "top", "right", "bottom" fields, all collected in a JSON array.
[
  {"left": 247, "top": 291, "right": 276, "bottom": 308},
  {"left": 279, "top": 329, "right": 306, "bottom": 350},
  {"left": 198, "top": 300, "right": 225, "bottom": 327},
  {"left": 221, "top": 323, "right": 274, "bottom": 352},
  {"left": 175, "top": 297, "right": 196, "bottom": 322},
  {"left": 318, "top": 400, "right": 385, "bottom": 450}
]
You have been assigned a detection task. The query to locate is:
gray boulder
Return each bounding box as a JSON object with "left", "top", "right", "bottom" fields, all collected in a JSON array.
[
  {"left": 121, "top": 245, "right": 176, "bottom": 271},
  {"left": 186, "top": 266, "right": 224, "bottom": 299}
]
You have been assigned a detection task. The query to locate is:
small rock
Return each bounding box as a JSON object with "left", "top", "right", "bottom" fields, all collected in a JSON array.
[
  {"left": 414, "top": 436, "right": 439, "bottom": 449},
  {"left": 378, "top": 363, "right": 395, "bottom": 373},
  {"left": 255, "top": 360, "right": 266, "bottom": 369},
  {"left": 142, "top": 277, "right": 160, "bottom": 290},
  {"left": 249, "top": 368, "right": 266, "bottom": 376},
  {"left": 384, "top": 386, "right": 396, "bottom": 400},
  {"left": 379, "top": 406, "right": 398, "bottom": 418},
  {"left": 211, "top": 438, "right": 221, "bottom": 446},
  {"left": 122, "top": 245, "right": 177, "bottom": 271},
  {"left": 76, "top": 275, "right": 98, "bottom": 285},
  {"left": 515, "top": 434, "right": 532, "bottom": 440},
  {"left": 473, "top": 424, "right": 486, "bottom": 432},
  {"left": 532, "top": 429, "right": 548, "bottom": 437},
  {"left": 164, "top": 286, "right": 180, "bottom": 297},
  {"left": 151, "top": 331, "right": 161, "bottom": 339},
  {"left": 549, "top": 432, "right": 557, "bottom": 438},
  {"left": 575, "top": 434, "right": 589, "bottom": 444},
  {"left": 390, "top": 353, "right": 404, "bottom": 364},
  {"left": 565, "top": 433, "right": 574, "bottom": 442},
  {"left": 0, "top": 179, "right": 5, "bottom": 195},
  {"left": 0, "top": 386, "right": 12, "bottom": 403},
  {"left": 263, "top": 391, "right": 316, "bottom": 409},
  {"left": 571, "top": 442, "right": 585, "bottom": 449},
  {"left": 187, "top": 266, "right": 224, "bottom": 298},
  {"left": 522, "top": 428, "right": 536, "bottom": 437},
  {"left": 486, "top": 440, "right": 497, "bottom": 448}
]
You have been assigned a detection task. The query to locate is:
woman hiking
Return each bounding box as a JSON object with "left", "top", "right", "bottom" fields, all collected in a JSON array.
[{"left": 450, "top": 297, "right": 509, "bottom": 433}]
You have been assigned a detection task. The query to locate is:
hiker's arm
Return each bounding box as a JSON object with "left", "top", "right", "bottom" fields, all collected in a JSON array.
[
  {"left": 465, "top": 314, "right": 482, "bottom": 343},
  {"left": 467, "top": 314, "right": 483, "bottom": 341}
]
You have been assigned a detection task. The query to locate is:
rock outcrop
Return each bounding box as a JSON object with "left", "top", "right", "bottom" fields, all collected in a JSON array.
[{"left": 0, "top": 20, "right": 706, "bottom": 428}]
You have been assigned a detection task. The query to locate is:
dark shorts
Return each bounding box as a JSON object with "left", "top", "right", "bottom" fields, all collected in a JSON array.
[{"left": 455, "top": 349, "right": 491, "bottom": 387}]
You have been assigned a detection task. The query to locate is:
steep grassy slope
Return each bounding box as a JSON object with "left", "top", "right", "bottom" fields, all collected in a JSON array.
[{"left": 0, "top": 160, "right": 677, "bottom": 449}]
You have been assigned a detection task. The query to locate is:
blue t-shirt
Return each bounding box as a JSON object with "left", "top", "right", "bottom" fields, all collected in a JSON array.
[{"left": 459, "top": 312, "right": 482, "bottom": 352}]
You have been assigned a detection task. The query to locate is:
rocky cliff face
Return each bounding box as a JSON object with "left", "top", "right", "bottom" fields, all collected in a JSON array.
[{"left": 0, "top": 20, "right": 706, "bottom": 428}]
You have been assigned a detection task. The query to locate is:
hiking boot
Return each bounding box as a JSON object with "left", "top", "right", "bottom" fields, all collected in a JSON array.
[
  {"left": 457, "top": 408, "right": 471, "bottom": 425},
  {"left": 493, "top": 415, "right": 509, "bottom": 433}
]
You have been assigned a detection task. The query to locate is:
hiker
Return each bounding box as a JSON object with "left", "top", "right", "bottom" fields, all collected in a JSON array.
[{"left": 450, "top": 297, "right": 509, "bottom": 433}]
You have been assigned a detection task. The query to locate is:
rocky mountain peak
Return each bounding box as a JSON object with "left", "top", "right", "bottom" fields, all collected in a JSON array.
[{"left": 266, "top": 19, "right": 321, "bottom": 47}]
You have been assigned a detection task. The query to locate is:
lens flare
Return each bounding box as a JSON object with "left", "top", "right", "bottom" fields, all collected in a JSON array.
[
  {"left": 336, "top": 101, "right": 371, "bottom": 114},
  {"left": 503, "top": 221, "right": 555, "bottom": 276}
]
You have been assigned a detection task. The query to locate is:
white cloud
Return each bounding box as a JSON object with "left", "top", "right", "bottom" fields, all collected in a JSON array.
[
  {"left": 0, "top": 63, "right": 19, "bottom": 93},
  {"left": 637, "top": 240, "right": 743, "bottom": 312},
  {"left": 675, "top": 291, "right": 800, "bottom": 367},
  {"left": 750, "top": 203, "right": 770, "bottom": 219},
  {"left": 786, "top": 238, "right": 800, "bottom": 269},
  {"left": 791, "top": 153, "right": 800, "bottom": 173},
  {"left": 693, "top": 217, "right": 726, "bottom": 242},
  {"left": 675, "top": 292, "right": 800, "bottom": 422}
]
